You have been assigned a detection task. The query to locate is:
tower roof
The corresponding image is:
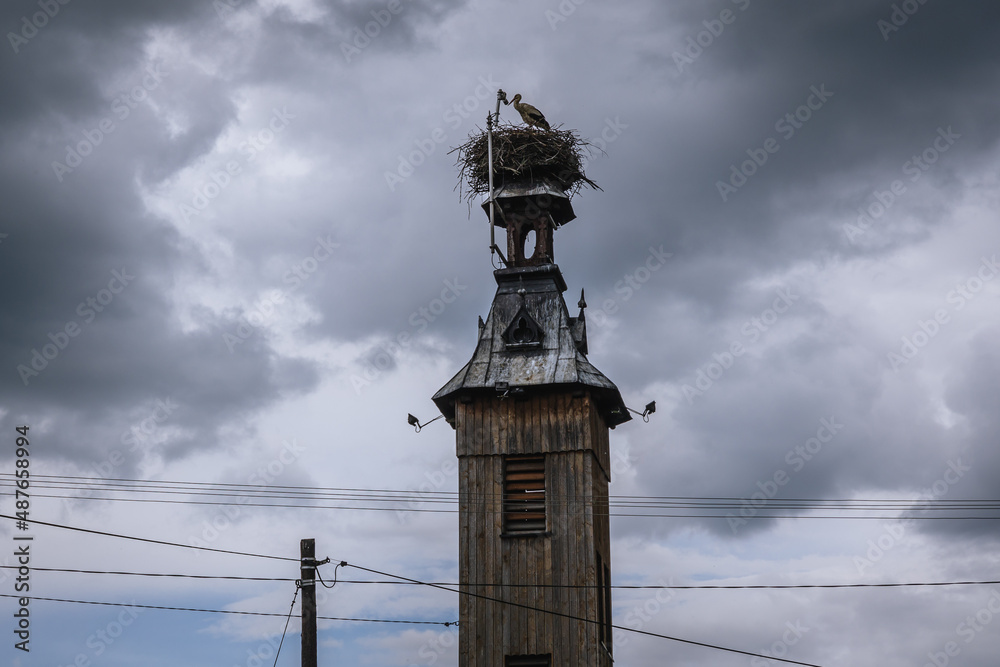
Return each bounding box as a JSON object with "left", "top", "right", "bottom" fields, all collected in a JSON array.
[
  {"left": 481, "top": 178, "right": 576, "bottom": 230},
  {"left": 433, "top": 263, "right": 631, "bottom": 428}
]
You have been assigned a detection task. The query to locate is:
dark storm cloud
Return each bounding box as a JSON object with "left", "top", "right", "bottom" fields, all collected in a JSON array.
[
  {"left": 544, "top": 1, "right": 1000, "bottom": 546},
  {"left": 1, "top": 0, "right": 213, "bottom": 121},
  {"left": 919, "top": 328, "right": 1000, "bottom": 541},
  {"left": 573, "top": 0, "right": 1000, "bottom": 279},
  {"left": 0, "top": 0, "right": 476, "bottom": 469},
  {"left": 0, "top": 153, "right": 321, "bottom": 467},
  {"left": 0, "top": 0, "right": 323, "bottom": 468}
]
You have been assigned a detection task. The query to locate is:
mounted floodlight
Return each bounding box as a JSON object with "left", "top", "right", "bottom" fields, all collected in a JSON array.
[
  {"left": 407, "top": 413, "right": 443, "bottom": 433},
  {"left": 494, "top": 381, "right": 525, "bottom": 399},
  {"left": 627, "top": 400, "right": 656, "bottom": 423}
]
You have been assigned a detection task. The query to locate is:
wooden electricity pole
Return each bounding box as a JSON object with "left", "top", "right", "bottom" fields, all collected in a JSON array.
[{"left": 300, "top": 538, "right": 317, "bottom": 667}]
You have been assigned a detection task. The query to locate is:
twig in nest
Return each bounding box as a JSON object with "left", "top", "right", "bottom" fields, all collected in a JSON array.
[{"left": 450, "top": 122, "right": 601, "bottom": 202}]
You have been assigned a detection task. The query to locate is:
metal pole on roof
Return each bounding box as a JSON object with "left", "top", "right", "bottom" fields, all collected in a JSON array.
[{"left": 488, "top": 89, "right": 507, "bottom": 266}]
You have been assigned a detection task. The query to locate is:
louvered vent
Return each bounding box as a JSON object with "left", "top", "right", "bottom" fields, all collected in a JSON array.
[{"left": 503, "top": 455, "right": 546, "bottom": 534}]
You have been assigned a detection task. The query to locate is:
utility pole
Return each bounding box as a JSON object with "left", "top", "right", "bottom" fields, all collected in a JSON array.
[{"left": 300, "top": 538, "right": 317, "bottom": 667}]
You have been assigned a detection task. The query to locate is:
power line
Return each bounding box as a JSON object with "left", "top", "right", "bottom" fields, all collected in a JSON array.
[
  {"left": 0, "top": 512, "right": 977, "bottom": 663},
  {"left": 10, "top": 490, "right": 999, "bottom": 520},
  {"left": 0, "top": 565, "right": 294, "bottom": 581},
  {"left": 0, "top": 512, "right": 824, "bottom": 662},
  {"left": 18, "top": 493, "right": 460, "bottom": 513},
  {"left": 0, "top": 593, "right": 456, "bottom": 625},
  {"left": 6, "top": 565, "right": 998, "bottom": 590},
  {"left": 607, "top": 580, "right": 1000, "bottom": 590},
  {"left": 20, "top": 483, "right": 998, "bottom": 510},
  {"left": 326, "top": 561, "right": 823, "bottom": 667},
  {"left": 5, "top": 473, "right": 996, "bottom": 508},
  {"left": 0, "top": 513, "right": 297, "bottom": 562},
  {"left": 272, "top": 585, "right": 298, "bottom": 667}
]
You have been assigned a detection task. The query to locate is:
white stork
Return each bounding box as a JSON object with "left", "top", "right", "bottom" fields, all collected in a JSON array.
[{"left": 508, "top": 93, "right": 551, "bottom": 130}]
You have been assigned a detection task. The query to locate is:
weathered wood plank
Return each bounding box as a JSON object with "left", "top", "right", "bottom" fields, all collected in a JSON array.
[
  {"left": 543, "top": 513, "right": 553, "bottom": 657},
  {"left": 472, "top": 453, "right": 481, "bottom": 667},
  {"left": 506, "top": 393, "right": 517, "bottom": 454},
  {"left": 489, "top": 455, "right": 499, "bottom": 667},
  {"left": 501, "top": 495, "right": 511, "bottom": 661},
  {"left": 491, "top": 395, "right": 501, "bottom": 458},
  {"left": 551, "top": 450, "right": 566, "bottom": 666},
  {"left": 457, "top": 390, "right": 616, "bottom": 665},
  {"left": 583, "top": 453, "right": 596, "bottom": 664},
  {"left": 576, "top": 454, "right": 585, "bottom": 667},
  {"left": 531, "top": 392, "right": 542, "bottom": 455},
  {"left": 458, "top": 452, "right": 469, "bottom": 666}
]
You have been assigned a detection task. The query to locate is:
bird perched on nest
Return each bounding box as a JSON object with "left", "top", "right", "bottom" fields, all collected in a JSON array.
[{"left": 506, "top": 93, "right": 551, "bottom": 130}]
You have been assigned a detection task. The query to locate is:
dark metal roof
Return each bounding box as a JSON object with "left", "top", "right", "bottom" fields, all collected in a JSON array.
[
  {"left": 433, "top": 263, "right": 631, "bottom": 428},
  {"left": 480, "top": 179, "right": 576, "bottom": 229}
]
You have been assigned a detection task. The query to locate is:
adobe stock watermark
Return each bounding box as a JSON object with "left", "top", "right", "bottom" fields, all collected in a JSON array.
[
  {"left": 885, "top": 253, "right": 997, "bottom": 372},
  {"left": 16, "top": 268, "right": 134, "bottom": 386},
  {"left": 920, "top": 590, "right": 1000, "bottom": 667},
  {"left": 407, "top": 625, "right": 460, "bottom": 666},
  {"left": 189, "top": 439, "right": 306, "bottom": 548},
  {"left": 340, "top": 0, "right": 413, "bottom": 63},
  {"left": 544, "top": 0, "right": 588, "bottom": 31},
  {"left": 120, "top": 397, "right": 177, "bottom": 452},
  {"left": 178, "top": 106, "right": 294, "bottom": 223},
  {"left": 487, "top": 116, "right": 626, "bottom": 212},
  {"left": 749, "top": 619, "right": 810, "bottom": 667},
  {"left": 587, "top": 245, "right": 672, "bottom": 328},
  {"left": 681, "top": 287, "right": 798, "bottom": 404},
  {"left": 232, "top": 583, "right": 338, "bottom": 667},
  {"left": 350, "top": 278, "right": 467, "bottom": 394},
  {"left": 223, "top": 230, "right": 339, "bottom": 352},
  {"left": 384, "top": 76, "right": 500, "bottom": 192},
  {"left": 397, "top": 458, "right": 456, "bottom": 525},
  {"left": 672, "top": 0, "right": 752, "bottom": 73},
  {"left": 212, "top": 0, "right": 246, "bottom": 20},
  {"left": 853, "top": 458, "right": 969, "bottom": 575},
  {"left": 716, "top": 84, "right": 834, "bottom": 202},
  {"left": 613, "top": 579, "right": 677, "bottom": 650},
  {"left": 727, "top": 416, "right": 844, "bottom": 534},
  {"left": 581, "top": 116, "right": 629, "bottom": 166},
  {"left": 59, "top": 398, "right": 177, "bottom": 513},
  {"left": 549, "top": 115, "right": 629, "bottom": 199},
  {"left": 877, "top": 0, "right": 932, "bottom": 41},
  {"left": 51, "top": 63, "right": 168, "bottom": 182},
  {"left": 843, "top": 126, "right": 960, "bottom": 243},
  {"left": 7, "top": 0, "right": 72, "bottom": 54},
  {"left": 235, "top": 634, "right": 289, "bottom": 667},
  {"left": 55, "top": 603, "right": 144, "bottom": 667}
]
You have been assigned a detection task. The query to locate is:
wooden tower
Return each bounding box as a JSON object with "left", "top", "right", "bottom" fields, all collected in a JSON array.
[{"left": 433, "top": 177, "right": 631, "bottom": 666}]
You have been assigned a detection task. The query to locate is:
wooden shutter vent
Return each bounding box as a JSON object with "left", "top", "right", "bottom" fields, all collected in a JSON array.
[{"left": 503, "top": 455, "right": 546, "bottom": 534}]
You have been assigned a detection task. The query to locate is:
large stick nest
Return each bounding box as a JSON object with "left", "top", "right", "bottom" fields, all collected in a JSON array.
[{"left": 450, "top": 122, "right": 600, "bottom": 202}]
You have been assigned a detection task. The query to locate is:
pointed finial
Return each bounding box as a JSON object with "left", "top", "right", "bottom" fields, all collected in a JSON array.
[{"left": 578, "top": 288, "right": 587, "bottom": 310}]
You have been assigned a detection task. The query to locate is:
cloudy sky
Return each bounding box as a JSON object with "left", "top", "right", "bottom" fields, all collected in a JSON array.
[{"left": 2, "top": 0, "right": 1000, "bottom": 665}]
